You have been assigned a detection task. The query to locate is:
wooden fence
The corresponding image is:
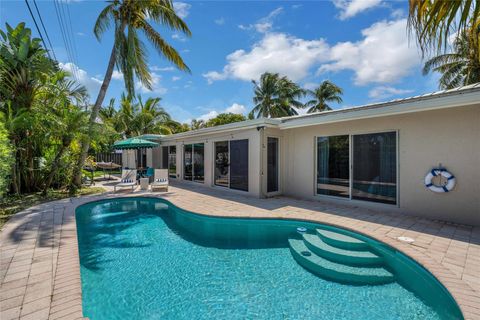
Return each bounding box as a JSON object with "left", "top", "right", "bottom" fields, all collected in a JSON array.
[{"left": 95, "top": 152, "right": 122, "bottom": 165}]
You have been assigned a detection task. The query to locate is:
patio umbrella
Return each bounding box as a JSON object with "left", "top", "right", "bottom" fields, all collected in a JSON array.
[{"left": 113, "top": 137, "right": 159, "bottom": 169}]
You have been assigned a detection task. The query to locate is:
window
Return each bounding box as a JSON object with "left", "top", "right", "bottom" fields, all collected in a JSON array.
[
  {"left": 214, "top": 139, "right": 249, "bottom": 191},
  {"left": 168, "top": 146, "right": 176, "bottom": 178},
  {"left": 352, "top": 132, "right": 397, "bottom": 204},
  {"left": 214, "top": 141, "right": 229, "bottom": 187},
  {"left": 316, "top": 132, "right": 397, "bottom": 205},
  {"left": 193, "top": 143, "right": 204, "bottom": 182},
  {"left": 316, "top": 135, "right": 350, "bottom": 198},
  {"left": 267, "top": 137, "right": 279, "bottom": 193},
  {"left": 183, "top": 144, "right": 192, "bottom": 180},
  {"left": 183, "top": 143, "right": 204, "bottom": 183},
  {"left": 161, "top": 146, "right": 168, "bottom": 169}
]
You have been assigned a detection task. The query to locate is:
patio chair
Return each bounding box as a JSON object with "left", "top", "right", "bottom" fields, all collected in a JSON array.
[
  {"left": 151, "top": 169, "right": 169, "bottom": 192},
  {"left": 145, "top": 167, "right": 154, "bottom": 182},
  {"left": 114, "top": 169, "right": 137, "bottom": 192}
]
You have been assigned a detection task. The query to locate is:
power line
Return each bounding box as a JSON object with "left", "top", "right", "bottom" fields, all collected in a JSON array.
[
  {"left": 32, "top": 0, "right": 57, "bottom": 61},
  {"left": 24, "top": 0, "right": 52, "bottom": 60},
  {"left": 53, "top": 0, "right": 78, "bottom": 81},
  {"left": 61, "top": 0, "right": 80, "bottom": 76}
]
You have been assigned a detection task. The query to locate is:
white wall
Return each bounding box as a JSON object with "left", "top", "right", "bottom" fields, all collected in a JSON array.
[
  {"left": 158, "top": 128, "right": 262, "bottom": 197},
  {"left": 281, "top": 105, "right": 480, "bottom": 226}
]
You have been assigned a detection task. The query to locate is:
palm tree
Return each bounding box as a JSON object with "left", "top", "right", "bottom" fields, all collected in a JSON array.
[
  {"left": 423, "top": 28, "right": 480, "bottom": 89},
  {"left": 72, "top": 0, "right": 191, "bottom": 187},
  {"left": 408, "top": 0, "right": 479, "bottom": 57},
  {"left": 249, "top": 72, "right": 305, "bottom": 118},
  {"left": 0, "top": 23, "right": 54, "bottom": 193},
  {"left": 134, "top": 96, "right": 172, "bottom": 135},
  {"left": 305, "top": 81, "right": 343, "bottom": 113}
]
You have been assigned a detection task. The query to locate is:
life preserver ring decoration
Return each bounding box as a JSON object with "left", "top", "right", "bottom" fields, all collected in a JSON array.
[{"left": 425, "top": 168, "right": 456, "bottom": 193}]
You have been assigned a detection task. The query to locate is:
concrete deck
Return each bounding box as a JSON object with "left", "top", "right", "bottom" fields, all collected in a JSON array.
[{"left": 1, "top": 180, "right": 479, "bottom": 319}]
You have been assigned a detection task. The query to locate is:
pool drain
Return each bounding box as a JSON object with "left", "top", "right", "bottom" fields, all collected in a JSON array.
[{"left": 297, "top": 227, "right": 307, "bottom": 233}]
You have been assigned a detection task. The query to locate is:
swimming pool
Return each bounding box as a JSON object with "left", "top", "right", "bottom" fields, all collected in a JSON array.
[{"left": 75, "top": 197, "right": 462, "bottom": 319}]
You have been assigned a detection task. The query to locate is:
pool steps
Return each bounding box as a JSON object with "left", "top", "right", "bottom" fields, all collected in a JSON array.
[
  {"left": 288, "top": 228, "right": 395, "bottom": 285},
  {"left": 303, "top": 234, "right": 383, "bottom": 266}
]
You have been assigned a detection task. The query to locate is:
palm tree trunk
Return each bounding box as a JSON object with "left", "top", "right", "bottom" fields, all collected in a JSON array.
[
  {"left": 72, "top": 44, "right": 117, "bottom": 188},
  {"left": 43, "top": 142, "right": 68, "bottom": 195}
]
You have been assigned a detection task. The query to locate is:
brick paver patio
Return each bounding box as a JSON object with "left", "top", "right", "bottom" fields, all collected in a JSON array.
[{"left": 1, "top": 180, "right": 479, "bottom": 319}]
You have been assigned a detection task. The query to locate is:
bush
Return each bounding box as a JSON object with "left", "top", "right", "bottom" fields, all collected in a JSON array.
[{"left": 0, "top": 121, "right": 13, "bottom": 196}]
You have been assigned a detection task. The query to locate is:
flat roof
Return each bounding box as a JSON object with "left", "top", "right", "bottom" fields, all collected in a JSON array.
[{"left": 151, "top": 83, "right": 480, "bottom": 141}]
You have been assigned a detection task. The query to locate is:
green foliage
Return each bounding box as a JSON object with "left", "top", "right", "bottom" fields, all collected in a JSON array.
[
  {"left": 99, "top": 93, "right": 180, "bottom": 138},
  {"left": 422, "top": 27, "right": 480, "bottom": 89},
  {"left": 205, "top": 113, "right": 246, "bottom": 127},
  {"left": 0, "top": 22, "right": 90, "bottom": 194},
  {"left": 408, "top": 0, "right": 480, "bottom": 58},
  {"left": 93, "top": 0, "right": 191, "bottom": 97},
  {"left": 249, "top": 72, "right": 306, "bottom": 118},
  {"left": 0, "top": 119, "right": 13, "bottom": 196},
  {"left": 305, "top": 81, "right": 343, "bottom": 113}
]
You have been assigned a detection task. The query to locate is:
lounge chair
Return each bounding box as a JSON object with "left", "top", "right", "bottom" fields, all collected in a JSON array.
[
  {"left": 114, "top": 169, "right": 137, "bottom": 192},
  {"left": 151, "top": 169, "right": 169, "bottom": 192}
]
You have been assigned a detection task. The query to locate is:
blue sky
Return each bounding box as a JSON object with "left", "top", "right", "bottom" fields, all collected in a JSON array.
[{"left": 1, "top": 0, "right": 439, "bottom": 123}]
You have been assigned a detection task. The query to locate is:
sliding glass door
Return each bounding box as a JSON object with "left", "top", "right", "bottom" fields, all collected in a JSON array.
[
  {"left": 316, "top": 131, "right": 397, "bottom": 205},
  {"left": 183, "top": 144, "right": 192, "bottom": 180},
  {"left": 214, "top": 141, "right": 229, "bottom": 187},
  {"left": 183, "top": 143, "right": 204, "bottom": 182},
  {"left": 230, "top": 140, "right": 249, "bottom": 191},
  {"left": 214, "top": 139, "right": 249, "bottom": 191},
  {"left": 352, "top": 132, "right": 397, "bottom": 204},
  {"left": 316, "top": 135, "right": 350, "bottom": 198},
  {"left": 267, "top": 137, "right": 279, "bottom": 193},
  {"left": 193, "top": 143, "right": 204, "bottom": 182}
]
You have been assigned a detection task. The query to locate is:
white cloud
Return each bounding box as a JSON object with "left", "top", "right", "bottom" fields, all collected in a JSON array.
[
  {"left": 172, "top": 33, "right": 187, "bottom": 42},
  {"left": 303, "top": 82, "right": 319, "bottom": 90},
  {"left": 58, "top": 62, "right": 102, "bottom": 99},
  {"left": 333, "top": 0, "right": 382, "bottom": 20},
  {"left": 214, "top": 17, "right": 225, "bottom": 25},
  {"left": 318, "top": 19, "right": 420, "bottom": 85},
  {"left": 292, "top": 4, "right": 302, "bottom": 9},
  {"left": 225, "top": 103, "right": 246, "bottom": 114},
  {"left": 151, "top": 66, "right": 175, "bottom": 72},
  {"left": 238, "top": 7, "right": 283, "bottom": 33},
  {"left": 135, "top": 72, "right": 167, "bottom": 94},
  {"left": 173, "top": 2, "right": 191, "bottom": 19},
  {"left": 76, "top": 32, "right": 85, "bottom": 36},
  {"left": 197, "top": 103, "right": 247, "bottom": 121},
  {"left": 368, "top": 86, "right": 414, "bottom": 100},
  {"left": 198, "top": 110, "right": 218, "bottom": 121},
  {"left": 112, "top": 70, "right": 123, "bottom": 80},
  {"left": 203, "top": 33, "right": 329, "bottom": 84},
  {"left": 172, "top": 76, "right": 181, "bottom": 81}
]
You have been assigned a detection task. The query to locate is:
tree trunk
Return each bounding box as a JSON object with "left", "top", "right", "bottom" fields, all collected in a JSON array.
[
  {"left": 43, "top": 142, "right": 68, "bottom": 195},
  {"left": 71, "top": 44, "right": 117, "bottom": 188}
]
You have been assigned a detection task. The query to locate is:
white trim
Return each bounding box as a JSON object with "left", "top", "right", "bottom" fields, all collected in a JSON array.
[
  {"left": 160, "top": 118, "right": 280, "bottom": 142},
  {"left": 279, "top": 88, "right": 480, "bottom": 130}
]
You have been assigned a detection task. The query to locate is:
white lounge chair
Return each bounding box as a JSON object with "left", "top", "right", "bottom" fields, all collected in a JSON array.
[
  {"left": 151, "top": 169, "right": 169, "bottom": 192},
  {"left": 114, "top": 169, "right": 137, "bottom": 192}
]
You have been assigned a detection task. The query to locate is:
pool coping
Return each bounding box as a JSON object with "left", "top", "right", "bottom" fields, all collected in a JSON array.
[{"left": 1, "top": 187, "right": 479, "bottom": 320}]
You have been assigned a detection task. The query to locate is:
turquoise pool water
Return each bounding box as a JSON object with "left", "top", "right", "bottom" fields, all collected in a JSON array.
[{"left": 76, "top": 197, "right": 462, "bottom": 320}]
